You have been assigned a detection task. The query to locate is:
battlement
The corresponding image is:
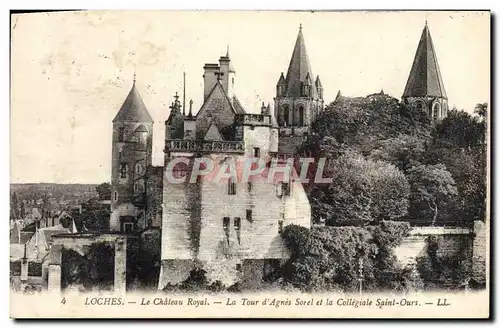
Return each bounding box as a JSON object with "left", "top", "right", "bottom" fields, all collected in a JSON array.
[
  {"left": 279, "top": 126, "right": 309, "bottom": 137},
  {"left": 165, "top": 139, "right": 245, "bottom": 154},
  {"left": 235, "top": 114, "right": 272, "bottom": 127}
]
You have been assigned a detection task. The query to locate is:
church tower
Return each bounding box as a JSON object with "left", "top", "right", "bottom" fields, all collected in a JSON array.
[
  {"left": 110, "top": 77, "right": 154, "bottom": 232},
  {"left": 402, "top": 21, "right": 448, "bottom": 122},
  {"left": 274, "top": 24, "right": 324, "bottom": 153}
]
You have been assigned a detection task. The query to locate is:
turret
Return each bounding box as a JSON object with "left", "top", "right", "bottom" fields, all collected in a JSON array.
[{"left": 110, "top": 76, "right": 153, "bottom": 232}]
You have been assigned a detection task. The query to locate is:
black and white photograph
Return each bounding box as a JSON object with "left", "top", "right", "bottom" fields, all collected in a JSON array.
[{"left": 9, "top": 10, "right": 490, "bottom": 318}]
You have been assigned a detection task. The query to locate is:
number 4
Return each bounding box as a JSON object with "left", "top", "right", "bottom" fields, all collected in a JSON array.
[{"left": 61, "top": 297, "right": 66, "bottom": 305}]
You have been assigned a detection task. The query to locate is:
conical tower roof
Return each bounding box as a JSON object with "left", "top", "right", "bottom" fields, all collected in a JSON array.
[
  {"left": 113, "top": 82, "right": 153, "bottom": 123},
  {"left": 284, "top": 25, "right": 318, "bottom": 98},
  {"left": 403, "top": 22, "right": 447, "bottom": 99},
  {"left": 277, "top": 72, "right": 286, "bottom": 85}
]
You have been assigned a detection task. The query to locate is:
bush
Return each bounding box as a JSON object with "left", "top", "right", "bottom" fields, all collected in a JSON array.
[{"left": 281, "top": 221, "right": 416, "bottom": 292}]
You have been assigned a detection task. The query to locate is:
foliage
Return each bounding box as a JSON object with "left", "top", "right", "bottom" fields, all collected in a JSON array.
[
  {"left": 61, "top": 243, "right": 114, "bottom": 291},
  {"left": 162, "top": 268, "right": 227, "bottom": 293},
  {"left": 310, "top": 151, "right": 409, "bottom": 226},
  {"left": 407, "top": 164, "right": 458, "bottom": 226},
  {"left": 368, "top": 134, "right": 427, "bottom": 173},
  {"left": 127, "top": 230, "right": 162, "bottom": 290},
  {"left": 299, "top": 94, "right": 432, "bottom": 160},
  {"left": 281, "top": 222, "right": 418, "bottom": 292},
  {"left": 75, "top": 209, "right": 109, "bottom": 231},
  {"left": 434, "top": 109, "right": 486, "bottom": 149},
  {"left": 95, "top": 182, "right": 111, "bottom": 201},
  {"left": 416, "top": 235, "right": 474, "bottom": 290}
]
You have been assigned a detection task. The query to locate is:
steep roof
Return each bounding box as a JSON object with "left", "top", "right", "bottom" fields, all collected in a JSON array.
[
  {"left": 113, "top": 83, "right": 154, "bottom": 123},
  {"left": 403, "top": 23, "right": 447, "bottom": 99},
  {"left": 284, "top": 25, "right": 318, "bottom": 98},
  {"left": 232, "top": 96, "right": 246, "bottom": 114}
]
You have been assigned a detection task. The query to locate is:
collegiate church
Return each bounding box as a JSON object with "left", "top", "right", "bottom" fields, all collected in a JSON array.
[{"left": 108, "top": 22, "right": 448, "bottom": 288}]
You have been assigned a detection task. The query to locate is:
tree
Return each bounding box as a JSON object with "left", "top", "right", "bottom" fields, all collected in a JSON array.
[
  {"left": 407, "top": 164, "right": 458, "bottom": 226},
  {"left": 74, "top": 205, "right": 110, "bottom": 232},
  {"left": 310, "top": 151, "right": 410, "bottom": 226},
  {"left": 368, "top": 134, "right": 426, "bottom": 172},
  {"left": 434, "top": 109, "right": 485, "bottom": 150},
  {"left": 95, "top": 182, "right": 111, "bottom": 201},
  {"left": 281, "top": 222, "right": 415, "bottom": 292},
  {"left": 474, "top": 102, "right": 488, "bottom": 118}
]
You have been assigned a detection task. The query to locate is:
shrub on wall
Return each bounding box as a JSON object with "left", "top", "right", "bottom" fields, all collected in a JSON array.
[
  {"left": 61, "top": 243, "right": 114, "bottom": 291},
  {"left": 416, "top": 235, "right": 473, "bottom": 290},
  {"left": 281, "top": 221, "right": 419, "bottom": 292}
]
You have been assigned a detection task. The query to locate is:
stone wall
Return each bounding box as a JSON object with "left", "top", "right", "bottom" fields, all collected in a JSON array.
[
  {"left": 472, "top": 220, "right": 487, "bottom": 284},
  {"left": 159, "top": 152, "right": 311, "bottom": 287},
  {"left": 394, "top": 225, "right": 483, "bottom": 268}
]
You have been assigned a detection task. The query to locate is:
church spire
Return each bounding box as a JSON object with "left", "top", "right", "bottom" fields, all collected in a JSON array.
[
  {"left": 403, "top": 22, "right": 447, "bottom": 99},
  {"left": 283, "top": 24, "right": 318, "bottom": 98}
]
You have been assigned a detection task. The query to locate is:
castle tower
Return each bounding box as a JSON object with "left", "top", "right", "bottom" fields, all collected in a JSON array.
[
  {"left": 275, "top": 24, "right": 323, "bottom": 153},
  {"left": 402, "top": 21, "right": 448, "bottom": 122},
  {"left": 110, "top": 77, "right": 154, "bottom": 232}
]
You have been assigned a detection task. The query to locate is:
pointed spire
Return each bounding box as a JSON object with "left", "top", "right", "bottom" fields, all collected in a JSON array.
[
  {"left": 284, "top": 24, "right": 318, "bottom": 98},
  {"left": 226, "top": 44, "right": 230, "bottom": 57},
  {"left": 380, "top": 89, "right": 385, "bottom": 95},
  {"left": 277, "top": 72, "right": 286, "bottom": 85},
  {"left": 403, "top": 22, "right": 447, "bottom": 99},
  {"left": 183, "top": 71, "right": 186, "bottom": 115},
  {"left": 113, "top": 79, "right": 153, "bottom": 123},
  {"left": 188, "top": 99, "right": 194, "bottom": 118},
  {"left": 133, "top": 69, "right": 136, "bottom": 84},
  {"left": 315, "top": 75, "right": 322, "bottom": 88}
]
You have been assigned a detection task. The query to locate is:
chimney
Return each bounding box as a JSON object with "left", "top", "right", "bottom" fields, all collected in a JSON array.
[
  {"left": 203, "top": 64, "right": 220, "bottom": 101},
  {"left": 219, "top": 52, "right": 235, "bottom": 101}
]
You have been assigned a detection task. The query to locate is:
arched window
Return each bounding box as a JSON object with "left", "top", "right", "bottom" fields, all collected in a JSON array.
[
  {"left": 433, "top": 102, "right": 441, "bottom": 120},
  {"left": 135, "top": 163, "right": 142, "bottom": 176},
  {"left": 283, "top": 105, "right": 290, "bottom": 126},
  {"left": 298, "top": 106, "right": 304, "bottom": 126}
]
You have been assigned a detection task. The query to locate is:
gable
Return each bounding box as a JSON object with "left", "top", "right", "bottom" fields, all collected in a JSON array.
[
  {"left": 195, "top": 82, "right": 237, "bottom": 139},
  {"left": 204, "top": 123, "right": 224, "bottom": 141}
]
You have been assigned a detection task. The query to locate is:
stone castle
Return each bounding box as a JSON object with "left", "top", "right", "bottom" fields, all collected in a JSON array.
[{"left": 107, "top": 22, "right": 450, "bottom": 288}]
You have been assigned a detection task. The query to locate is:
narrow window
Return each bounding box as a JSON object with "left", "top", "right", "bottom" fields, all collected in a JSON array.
[
  {"left": 247, "top": 181, "right": 252, "bottom": 192},
  {"left": 228, "top": 178, "right": 236, "bottom": 195},
  {"left": 283, "top": 106, "right": 289, "bottom": 126},
  {"left": 282, "top": 182, "right": 290, "bottom": 196},
  {"left": 236, "top": 263, "right": 242, "bottom": 272},
  {"left": 134, "top": 182, "right": 138, "bottom": 192},
  {"left": 253, "top": 147, "right": 260, "bottom": 158},
  {"left": 124, "top": 223, "right": 134, "bottom": 233},
  {"left": 120, "top": 163, "right": 128, "bottom": 179},
  {"left": 223, "top": 217, "right": 230, "bottom": 245},
  {"left": 136, "top": 163, "right": 141, "bottom": 176},
  {"left": 278, "top": 220, "right": 284, "bottom": 234},
  {"left": 234, "top": 217, "right": 241, "bottom": 245},
  {"left": 299, "top": 106, "right": 305, "bottom": 126},
  {"left": 118, "top": 127, "right": 125, "bottom": 142},
  {"left": 114, "top": 191, "right": 118, "bottom": 201},
  {"left": 246, "top": 209, "right": 253, "bottom": 223}
]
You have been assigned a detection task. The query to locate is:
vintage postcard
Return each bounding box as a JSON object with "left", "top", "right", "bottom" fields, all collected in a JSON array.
[{"left": 9, "top": 10, "right": 490, "bottom": 319}]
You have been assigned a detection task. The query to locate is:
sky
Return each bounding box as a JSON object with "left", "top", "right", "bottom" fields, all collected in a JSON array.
[{"left": 10, "top": 11, "right": 490, "bottom": 184}]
